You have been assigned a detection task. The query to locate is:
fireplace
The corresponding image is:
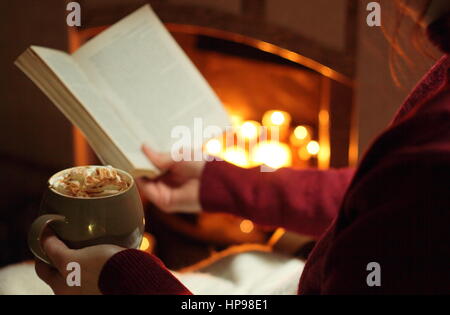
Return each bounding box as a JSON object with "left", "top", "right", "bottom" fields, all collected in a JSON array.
[{"left": 66, "top": 0, "right": 357, "bottom": 269}]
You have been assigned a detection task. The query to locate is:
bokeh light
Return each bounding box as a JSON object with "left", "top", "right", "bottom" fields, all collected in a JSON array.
[
  {"left": 238, "top": 120, "right": 261, "bottom": 140},
  {"left": 306, "top": 141, "right": 320, "bottom": 155},
  {"left": 240, "top": 220, "right": 254, "bottom": 234},
  {"left": 294, "top": 126, "right": 308, "bottom": 140},
  {"left": 271, "top": 111, "right": 285, "bottom": 125},
  {"left": 140, "top": 235, "right": 150, "bottom": 251},
  {"left": 252, "top": 141, "right": 292, "bottom": 169},
  {"left": 262, "top": 110, "right": 291, "bottom": 128},
  {"left": 223, "top": 147, "right": 250, "bottom": 168}
]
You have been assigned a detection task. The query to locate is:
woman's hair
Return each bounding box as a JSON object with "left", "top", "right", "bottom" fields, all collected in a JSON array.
[{"left": 385, "top": 0, "right": 437, "bottom": 86}]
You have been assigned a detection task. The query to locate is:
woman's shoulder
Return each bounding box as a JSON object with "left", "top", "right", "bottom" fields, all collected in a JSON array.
[
  {"left": 392, "top": 55, "right": 450, "bottom": 124},
  {"left": 347, "top": 85, "right": 450, "bottom": 200}
]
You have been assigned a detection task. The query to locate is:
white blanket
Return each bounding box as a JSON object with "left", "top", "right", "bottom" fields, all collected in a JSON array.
[{"left": 0, "top": 251, "right": 303, "bottom": 295}]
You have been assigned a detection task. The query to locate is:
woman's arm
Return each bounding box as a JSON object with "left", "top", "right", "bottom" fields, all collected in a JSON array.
[
  {"left": 99, "top": 249, "right": 192, "bottom": 295},
  {"left": 201, "top": 161, "right": 355, "bottom": 238},
  {"left": 138, "top": 145, "right": 355, "bottom": 238}
]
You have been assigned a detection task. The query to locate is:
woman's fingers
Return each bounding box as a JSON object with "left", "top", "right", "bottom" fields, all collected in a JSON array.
[
  {"left": 41, "top": 231, "right": 73, "bottom": 273},
  {"left": 35, "top": 260, "right": 74, "bottom": 295},
  {"left": 170, "top": 180, "right": 201, "bottom": 213},
  {"left": 138, "top": 180, "right": 174, "bottom": 211},
  {"left": 137, "top": 179, "right": 200, "bottom": 212},
  {"left": 142, "top": 144, "right": 175, "bottom": 170},
  {"left": 35, "top": 259, "right": 60, "bottom": 284}
]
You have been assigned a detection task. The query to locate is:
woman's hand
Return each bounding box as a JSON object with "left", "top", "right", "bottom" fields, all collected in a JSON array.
[
  {"left": 35, "top": 230, "right": 124, "bottom": 295},
  {"left": 136, "top": 145, "right": 205, "bottom": 213}
]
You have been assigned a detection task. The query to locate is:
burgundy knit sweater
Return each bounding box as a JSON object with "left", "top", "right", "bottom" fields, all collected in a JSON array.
[{"left": 98, "top": 17, "right": 450, "bottom": 295}]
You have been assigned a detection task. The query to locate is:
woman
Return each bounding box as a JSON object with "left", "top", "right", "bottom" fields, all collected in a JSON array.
[{"left": 36, "top": 0, "right": 450, "bottom": 294}]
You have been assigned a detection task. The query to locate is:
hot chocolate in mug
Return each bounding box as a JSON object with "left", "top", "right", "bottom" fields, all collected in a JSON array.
[{"left": 28, "top": 166, "right": 145, "bottom": 265}]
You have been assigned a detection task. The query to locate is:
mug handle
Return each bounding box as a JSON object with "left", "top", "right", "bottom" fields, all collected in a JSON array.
[{"left": 28, "top": 214, "right": 66, "bottom": 265}]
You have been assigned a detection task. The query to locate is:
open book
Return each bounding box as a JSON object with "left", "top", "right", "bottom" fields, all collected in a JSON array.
[{"left": 15, "top": 5, "right": 230, "bottom": 178}]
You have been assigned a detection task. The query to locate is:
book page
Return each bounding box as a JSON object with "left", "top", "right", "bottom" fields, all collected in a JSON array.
[
  {"left": 72, "top": 5, "right": 230, "bottom": 154},
  {"left": 29, "top": 46, "right": 155, "bottom": 171}
]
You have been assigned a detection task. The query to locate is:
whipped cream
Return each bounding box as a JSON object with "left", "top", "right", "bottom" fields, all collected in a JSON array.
[{"left": 50, "top": 166, "right": 130, "bottom": 198}]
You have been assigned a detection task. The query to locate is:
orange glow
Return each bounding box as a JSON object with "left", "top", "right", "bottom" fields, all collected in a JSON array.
[
  {"left": 306, "top": 141, "right": 320, "bottom": 156},
  {"left": 165, "top": 23, "right": 353, "bottom": 86},
  {"left": 298, "top": 146, "right": 311, "bottom": 160},
  {"left": 230, "top": 115, "right": 243, "bottom": 128},
  {"left": 252, "top": 141, "right": 292, "bottom": 169},
  {"left": 240, "top": 220, "right": 254, "bottom": 234}
]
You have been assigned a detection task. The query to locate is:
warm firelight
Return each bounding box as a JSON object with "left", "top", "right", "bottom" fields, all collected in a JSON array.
[{"left": 252, "top": 141, "right": 292, "bottom": 169}]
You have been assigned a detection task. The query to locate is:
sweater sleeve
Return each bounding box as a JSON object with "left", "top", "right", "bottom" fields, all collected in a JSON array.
[
  {"left": 98, "top": 249, "right": 192, "bottom": 295},
  {"left": 200, "top": 161, "right": 355, "bottom": 238},
  {"left": 320, "top": 154, "right": 450, "bottom": 294}
]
